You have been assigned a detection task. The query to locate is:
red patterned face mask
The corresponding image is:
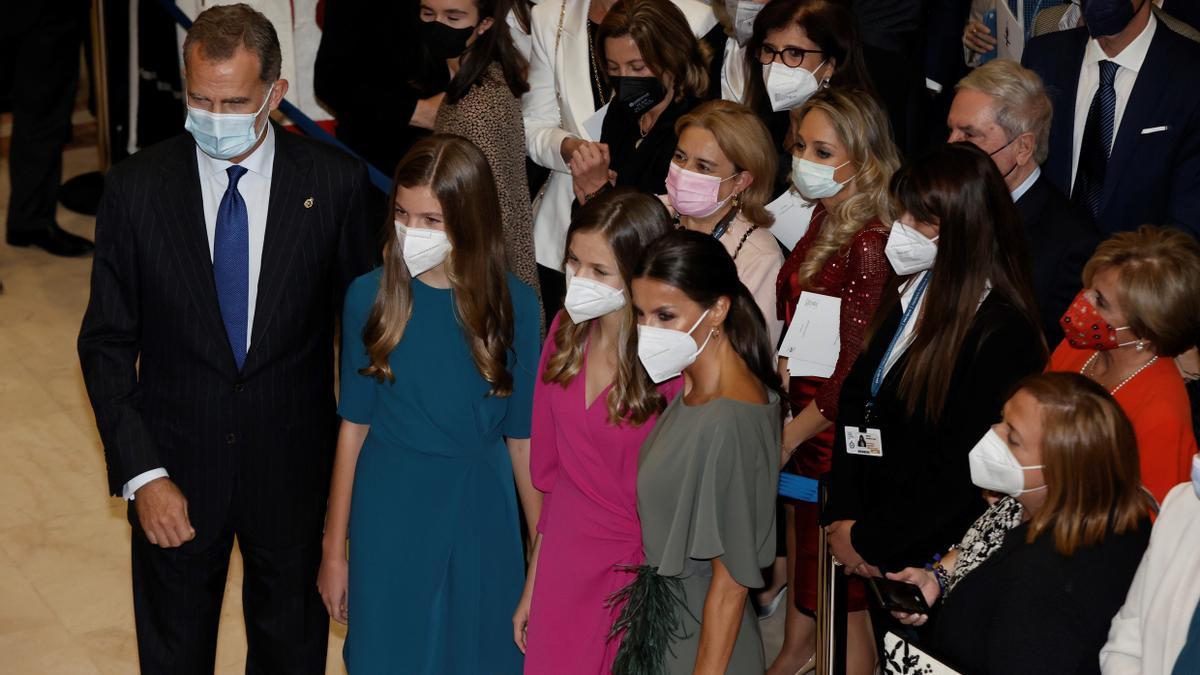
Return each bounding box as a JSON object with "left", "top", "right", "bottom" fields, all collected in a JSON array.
[{"left": 1059, "top": 290, "right": 1132, "bottom": 351}]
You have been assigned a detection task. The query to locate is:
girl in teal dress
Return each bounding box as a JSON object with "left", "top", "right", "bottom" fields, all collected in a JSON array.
[{"left": 317, "top": 134, "right": 542, "bottom": 674}]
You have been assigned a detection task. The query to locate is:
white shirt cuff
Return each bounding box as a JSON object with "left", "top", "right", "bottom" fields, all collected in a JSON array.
[
  {"left": 925, "top": 78, "right": 944, "bottom": 94},
  {"left": 123, "top": 468, "right": 169, "bottom": 500}
]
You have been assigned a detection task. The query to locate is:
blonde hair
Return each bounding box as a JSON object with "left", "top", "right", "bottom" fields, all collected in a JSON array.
[
  {"left": 675, "top": 100, "right": 778, "bottom": 228},
  {"left": 543, "top": 188, "right": 676, "bottom": 425},
  {"left": 1019, "top": 372, "right": 1152, "bottom": 556},
  {"left": 1082, "top": 225, "right": 1200, "bottom": 357},
  {"left": 597, "top": 0, "right": 711, "bottom": 101},
  {"left": 362, "top": 135, "right": 515, "bottom": 396},
  {"left": 792, "top": 87, "right": 899, "bottom": 289},
  {"left": 956, "top": 60, "right": 1053, "bottom": 164}
]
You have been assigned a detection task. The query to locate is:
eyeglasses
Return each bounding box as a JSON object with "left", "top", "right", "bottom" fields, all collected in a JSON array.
[{"left": 756, "top": 44, "right": 823, "bottom": 69}]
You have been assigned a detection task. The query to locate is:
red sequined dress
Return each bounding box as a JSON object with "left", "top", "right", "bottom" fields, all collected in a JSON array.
[{"left": 775, "top": 205, "right": 892, "bottom": 612}]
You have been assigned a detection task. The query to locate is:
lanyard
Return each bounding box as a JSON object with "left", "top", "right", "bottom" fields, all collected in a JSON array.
[{"left": 869, "top": 272, "right": 931, "bottom": 401}]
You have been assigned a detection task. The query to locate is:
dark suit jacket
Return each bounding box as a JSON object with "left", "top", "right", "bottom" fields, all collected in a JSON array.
[
  {"left": 826, "top": 291, "right": 1046, "bottom": 571},
  {"left": 78, "top": 126, "right": 376, "bottom": 549},
  {"left": 1015, "top": 172, "right": 1101, "bottom": 344},
  {"left": 1022, "top": 23, "right": 1200, "bottom": 238}
]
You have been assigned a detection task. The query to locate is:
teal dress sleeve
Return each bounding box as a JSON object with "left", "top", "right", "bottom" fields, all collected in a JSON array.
[
  {"left": 337, "top": 269, "right": 381, "bottom": 424},
  {"left": 503, "top": 276, "right": 539, "bottom": 439}
]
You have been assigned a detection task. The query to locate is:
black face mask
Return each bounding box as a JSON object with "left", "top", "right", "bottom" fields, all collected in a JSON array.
[
  {"left": 420, "top": 19, "right": 476, "bottom": 60},
  {"left": 609, "top": 76, "right": 667, "bottom": 115},
  {"left": 1082, "top": 0, "right": 1147, "bottom": 39}
]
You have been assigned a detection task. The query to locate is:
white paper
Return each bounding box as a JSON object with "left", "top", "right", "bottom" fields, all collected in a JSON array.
[
  {"left": 778, "top": 292, "right": 841, "bottom": 378},
  {"left": 996, "top": 0, "right": 1025, "bottom": 62},
  {"left": 766, "top": 189, "right": 817, "bottom": 251},
  {"left": 582, "top": 102, "right": 609, "bottom": 142}
]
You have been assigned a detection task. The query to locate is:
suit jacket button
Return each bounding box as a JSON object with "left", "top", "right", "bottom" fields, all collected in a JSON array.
[{"left": 226, "top": 433, "right": 237, "bottom": 445}]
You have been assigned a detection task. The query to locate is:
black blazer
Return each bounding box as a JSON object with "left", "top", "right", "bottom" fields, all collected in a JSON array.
[
  {"left": 1022, "top": 24, "right": 1200, "bottom": 238},
  {"left": 1015, "top": 173, "right": 1102, "bottom": 345},
  {"left": 825, "top": 291, "right": 1046, "bottom": 570},
  {"left": 934, "top": 519, "right": 1150, "bottom": 675},
  {"left": 78, "top": 126, "right": 377, "bottom": 549},
  {"left": 601, "top": 96, "right": 701, "bottom": 198}
]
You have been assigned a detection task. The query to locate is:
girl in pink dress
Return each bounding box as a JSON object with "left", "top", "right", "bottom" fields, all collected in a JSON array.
[{"left": 513, "top": 188, "right": 682, "bottom": 674}]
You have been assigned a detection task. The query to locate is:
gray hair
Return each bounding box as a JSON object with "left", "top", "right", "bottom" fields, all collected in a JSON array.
[
  {"left": 956, "top": 60, "right": 1052, "bottom": 164},
  {"left": 183, "top": 3, "right": 282, "bottom": 83}
]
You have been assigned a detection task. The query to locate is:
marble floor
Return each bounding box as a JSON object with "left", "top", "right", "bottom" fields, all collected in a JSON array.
[{"left": 0, "top": 144, "right": 787, "bottom": 671}]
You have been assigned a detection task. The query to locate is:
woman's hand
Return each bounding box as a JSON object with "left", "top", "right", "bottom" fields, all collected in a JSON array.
[
  {"left": 410, "top": 92, "right": 445, "bottom": 130},
  {"left": 962, "top": 19, "right": 997, "bottom": 56},
  {"left": 826, "top": 519, "right": 868, "bottom": 572},
  {"left": 1175, "top": 346, "right": 1200, "bottom": 381},
  {"left": 317, "top": 548, "right": 349, "bottom": 624},
  {"left": 512, "top": 583, "right": 534, "bottom": 653},
  {"left": 885, "top": 568, "right": 941, "bottom": 626},
  {"left": 569, "top": 142, "right": 614, "bottom": 201}
]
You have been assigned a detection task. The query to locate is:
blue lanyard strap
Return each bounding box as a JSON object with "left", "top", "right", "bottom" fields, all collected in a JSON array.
[{"left": 870, "top": 272, "right": 931, "bottom": 400}]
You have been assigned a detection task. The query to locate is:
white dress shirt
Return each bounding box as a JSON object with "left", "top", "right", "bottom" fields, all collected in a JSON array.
[
  {"left": 122, "top": 125, "right": 277, "bottom": 500},
  {"left": 1011, "top": 165, "right": 1042, "bottom": 202},
  {"left": 1070, "top": 13, "right": 1157, "bottom": 191}
]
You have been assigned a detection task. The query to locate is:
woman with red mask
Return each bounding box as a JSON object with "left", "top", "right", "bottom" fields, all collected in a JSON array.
[{"left": 1050, "top": 225, "right": 1200, "bottom": 504}]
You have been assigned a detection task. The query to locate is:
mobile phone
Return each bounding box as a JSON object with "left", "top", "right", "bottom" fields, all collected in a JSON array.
[
  {"left": 867, "top": 577, "right": 931, "bottom": 615},
  {"left": 980, "top": 10, "right": 998, "bottom": 64}
]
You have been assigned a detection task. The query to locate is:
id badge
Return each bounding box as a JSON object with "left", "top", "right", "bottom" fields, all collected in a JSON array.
[{"left": 845, "top": 426, "right": 883, "bottom": 457}]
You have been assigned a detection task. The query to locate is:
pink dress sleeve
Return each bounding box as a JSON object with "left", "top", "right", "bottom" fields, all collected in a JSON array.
[
  {"left": 814, "top": 226, "right": 891, "bottom": 420},
  {"left": 531, "top": 312, "right": 563, "bottom": 534}
]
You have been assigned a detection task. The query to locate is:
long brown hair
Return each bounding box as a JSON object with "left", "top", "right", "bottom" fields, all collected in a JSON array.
[
  {"left": 1017, "top": 372, "right": 1152, "bottom": 555},
  {"left": 882, "top": 142, "right": 1045, "bottom": 423},
  {"left": 792, "top": 87, "right": 899, "bottom": 288},
  {"left": 597, "top": 0, "right": 711, "bottom": 102},
  {"left": 360, "top": 134, "right": 516, "bottom": 396},
  {"left": 544, "top": 188, "right": 675, "bottom": 425}
]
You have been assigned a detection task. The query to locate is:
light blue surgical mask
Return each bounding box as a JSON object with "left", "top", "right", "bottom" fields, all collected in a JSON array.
[
  {"left": 1192, "top": 453, "right": 1200, "bottom": 499},
  {"left": 185, "top": 83, "right": 274, "bottom": 160}
]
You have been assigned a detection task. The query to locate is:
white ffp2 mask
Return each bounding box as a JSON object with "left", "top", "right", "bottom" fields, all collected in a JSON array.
[
  {"left": 884, "top": 220, "right": 938, "bottom": 275},
  {"left": 636, "top": 309, "right": 712, "bottom": 383},
  {"left": 968, "top": 428, "right": 1045, "bottom": 497},
  {"left": 564, "top": 273, "right": 626, "bottom": 323},
  {"left": 763, "top": 60, "right": 825, "bottom": 112},
  {"left": 396, "top": 221, "right": 452, "bottom": 277}
]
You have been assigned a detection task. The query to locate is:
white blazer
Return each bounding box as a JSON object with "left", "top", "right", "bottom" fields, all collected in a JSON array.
[
  {"left": 523, "top": 0, "right": 718, "bottom": 269},
  {"left": 1100, "top": 482, "right": 1200, "bottom": 675}
]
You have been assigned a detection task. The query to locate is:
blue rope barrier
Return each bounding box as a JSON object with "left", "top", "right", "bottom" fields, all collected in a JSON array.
[
  {"left": 779, "top": 472, "right": 818, "bottom": 503},
  {"left": 154, "top": 0, "right": 393, "bottom": 193}
]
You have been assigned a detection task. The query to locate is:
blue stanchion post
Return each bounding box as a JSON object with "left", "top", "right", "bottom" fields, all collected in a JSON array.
[{"left": 155, "top": 0, "right": 393, "bottom": 193}]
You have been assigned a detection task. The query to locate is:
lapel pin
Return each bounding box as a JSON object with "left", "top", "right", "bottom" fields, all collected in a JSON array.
[{"left": 303, "top": 197, "right": 314, "bottom": 209}]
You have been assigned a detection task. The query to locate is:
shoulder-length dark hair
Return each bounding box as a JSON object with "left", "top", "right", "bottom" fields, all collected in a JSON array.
[
  {"left": 438, "top": 0, "right": 530, "bottom": 103},
  {"left": 597, "top": 0, "right": 711, "bottom": 102},
  {"left": 634, "top": 229, "right": 782, "bottom": 395},
  {"left": 880, "top": 142, "right": 1045, "bottom": 423},
  {"left": 361, "top": 134, "right": 516, "bottom": 396},
  {"left": 544, "top": 188, "right": 675, "bottom": 425},
  {"left": 1017, "top": 372, "right": 1152, "bottom": 556},
  {"left": 742, "top": 0, "right": 875, "bottom": 117}
]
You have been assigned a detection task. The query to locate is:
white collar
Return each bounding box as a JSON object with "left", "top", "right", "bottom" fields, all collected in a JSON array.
[
  {"left": 1011, "top": 165, "right": 1041, "bottom": 202},
  {"left": 1084, "top": 12, "right": 1157, "bottom": 74},
  {"left": 196, "top": 122, "right": 276, "bottom": 181}
]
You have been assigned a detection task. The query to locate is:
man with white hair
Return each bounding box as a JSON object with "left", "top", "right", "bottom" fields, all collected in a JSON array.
[{"left": 947, "top": 59, "right": 1100, "bottom": 344}]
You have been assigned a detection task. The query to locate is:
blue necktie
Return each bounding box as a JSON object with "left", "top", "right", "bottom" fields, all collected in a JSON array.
[
  {"left": 214, "top": 165, "right": 249, "bottom": 370},
  {"left": 1073, "top": 60, "right": 1119, "bottom": 218}
]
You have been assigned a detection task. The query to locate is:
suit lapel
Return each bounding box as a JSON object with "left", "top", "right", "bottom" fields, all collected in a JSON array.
[
  {"left": 1049, "top": 31, "right": 1087, "bottom": 192},
  {"left": 558, "top": 0, "right": 598, "bottom": 137},
  {"left": 156, "top": 139, "right": 235, "bottom": 371},
  {"left": 244, "top": 127, "right": 312, "bottom": 373},
  {"left": 1102, "top": 27, "right": 1171, "bottom": 211}
]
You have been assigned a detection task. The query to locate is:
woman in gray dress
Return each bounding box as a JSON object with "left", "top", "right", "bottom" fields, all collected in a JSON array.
[{"left": 613, "top": 229, "right": 782, "bottom": 674}]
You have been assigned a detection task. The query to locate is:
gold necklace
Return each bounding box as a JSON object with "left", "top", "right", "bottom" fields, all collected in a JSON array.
[{"left": 586, "top": 15, "right": 607, "bottom": 104}]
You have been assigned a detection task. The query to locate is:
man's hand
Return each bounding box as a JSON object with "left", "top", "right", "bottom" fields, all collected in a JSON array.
[{"left": 134, "top": 478, "right": 195, "bottom": 548}]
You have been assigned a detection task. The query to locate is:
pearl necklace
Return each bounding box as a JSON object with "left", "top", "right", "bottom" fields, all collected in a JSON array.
[{"left": 1080, "top": 351, "right": 1159, "bottom": 395}]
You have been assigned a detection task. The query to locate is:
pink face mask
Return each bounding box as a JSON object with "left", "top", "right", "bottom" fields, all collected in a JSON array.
[{"left": 665, "top": 162, "right": 737, "bottom": 218}]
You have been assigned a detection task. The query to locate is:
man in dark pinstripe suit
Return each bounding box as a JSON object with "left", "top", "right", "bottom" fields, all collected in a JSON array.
[{"left": 77, "top": 5, "right": 377, "bottom": 673}]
